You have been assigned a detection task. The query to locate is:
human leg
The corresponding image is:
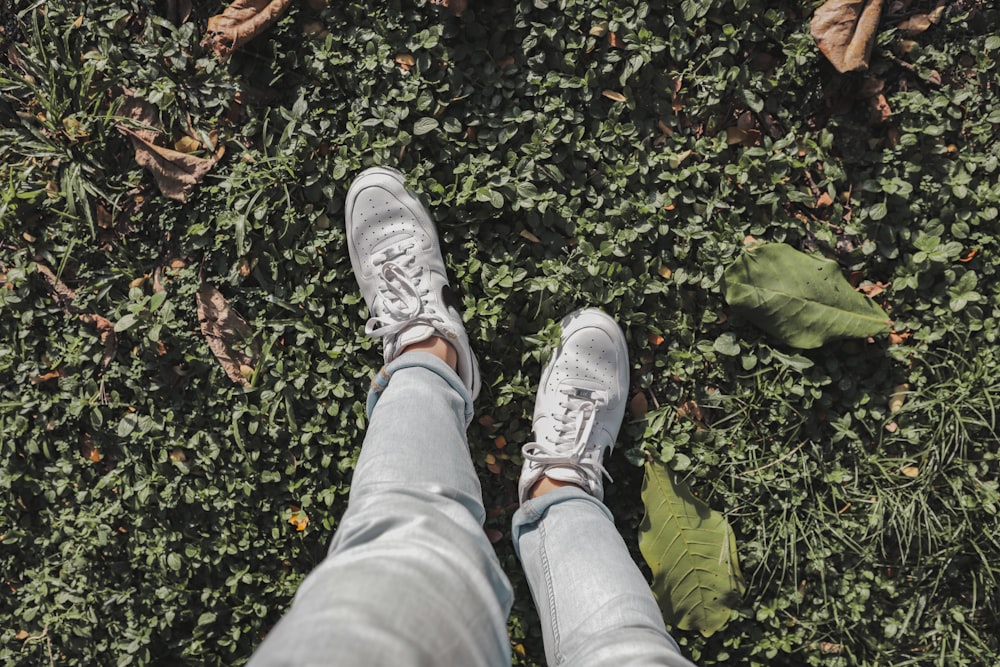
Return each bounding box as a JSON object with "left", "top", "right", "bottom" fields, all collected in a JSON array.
[
  {"left": 512, "top": 309, "right": 695, "bottom": 666},
  {"left": 249, "top": 168, "right": 512, "bottom": 667}
]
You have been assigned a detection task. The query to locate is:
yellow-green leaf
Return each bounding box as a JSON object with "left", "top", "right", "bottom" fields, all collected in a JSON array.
[
  {"left": 639, "top": 461, "right": 745, "bottom": 637},
  {"left": 722, "top": 243, "right": 891, "bottom": 349}
]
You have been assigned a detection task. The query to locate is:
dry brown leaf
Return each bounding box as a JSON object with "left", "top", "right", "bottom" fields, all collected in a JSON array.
[
  {"left": 901, "top": 465, "right": 919, "bottom": 478},
  {"left": 121, "top": 128, "right": 224, "bottom": 202},
  {"left": 302, "top": 20, "right": 327, "bottom": 38},
  {"left": 30, "top": 370, "right": 61, "bottom": 385},
  {"left": 858, "top": 280, "right": 889, "bottom": 297},
  {"left": 811, "top": 0, "right": 887, "bottom": 72},
  {"left": 118, "top": 94, "right": 224, "bottom": 202},
  {"left": 196, "top": 283, "right": 259, "bottom": 387},
  {"left": 895, "top": 38, "right": 919, "bottom": 56},
  {"left": 80, "top": 433, "right": 101, "bottom": 462},
  {"left": 80, "top": 314, "right": 117, "bottom": 369},
  {"left": 897, "top": 2, "right": 945, "bottom": 35},
  {"left": 602, "top": 89, "right": 627, "bottom": 102},
  {"left": 519, "top": 229, "right": 541, "bottom": 243},
  {"left": 118, "top": 94, "right": 160, "bottom": 143},
  {"left": 668, "top": 76, "right": 684, "bottom": 111},
  {"left": 395, "top": 54, "right": 415, "bottom": 72},
  {"left": 816, "top": 192, "right": 834, "bottom": 208},
  {"left": 725, "top": 126, "right": 762, "bottom": 147},
  {"left": 888, "top": 330, "right": 910, "bottom": 345},
  {"left": 677, "top": 400, "right": 705, "bottom": 428},
  {"left": 886, "top": 125, "right": 902, "bottom": 147},
  {"left": 35, "top": 263, "right": 78, "bottom": 311},
  {"left": 97, "top": 202, "right": 113, "bottom": 229},
  {"left": 37, "top": 263, "right": 118, "bottom": 368},
  {"left": 203, "top": 0, "right": 293, "bottom": 58},
  {"left": 629, "top": 391, "right": 649, "bottom": 418},
  {"left": 725, "top": 126, "right": 746, "bottom": 145},
  {"left": 869, "top": 93, "right": 892, "bottom": 124}
]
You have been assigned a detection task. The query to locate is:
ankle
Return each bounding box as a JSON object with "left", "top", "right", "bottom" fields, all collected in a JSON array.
[
  {"left": 400, "top": 335, "right": 458, "bottom": 370},
  {"left": 529, "top": 477, "right": 584, "bottom": 499}
]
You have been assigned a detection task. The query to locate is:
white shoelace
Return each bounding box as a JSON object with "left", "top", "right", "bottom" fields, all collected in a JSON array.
[
  {"left": 364, "top": 241, "right": 447, "bottom": 345},
  {"left": 522, "top": 387, "right": 613, "bottom": 484}
]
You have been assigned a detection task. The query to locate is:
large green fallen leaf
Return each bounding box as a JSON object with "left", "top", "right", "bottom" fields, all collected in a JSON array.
[
  {"left": 722, "top": 243, "right": 891, "bottom": 349},
  {"left": 639, "top": 461, "right": 745, "bottom": 637}
]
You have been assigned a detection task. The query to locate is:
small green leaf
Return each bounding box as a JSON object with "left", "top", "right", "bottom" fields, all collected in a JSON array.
[
  {"left": 639, "top": 461, "right": 745, "bottom": 637},
  {"left": 712, "top": 332, "right": 741, "bottom": 356},
  {"left": 114, "top": 313, "right": 138, "bottom": 332},
  {"left": 413, "top": 117, "right": 439, "bottom": 135},
  {"left": 722, "top": 243, "right": 891, "bottom": 349},
  {"left": 117, "top": 413, "right": 138, "bottom": 438},
  {"left": 149, "top": 291, "right": 167, "bottom": 312}
]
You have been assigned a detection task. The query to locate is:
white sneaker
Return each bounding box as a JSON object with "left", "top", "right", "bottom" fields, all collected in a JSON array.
[
  {"left": 345, "top": 167, "right": 480, "bottom": 399},
  {"left": 518, "top": 308, "right": 630, "bottom": 504}
]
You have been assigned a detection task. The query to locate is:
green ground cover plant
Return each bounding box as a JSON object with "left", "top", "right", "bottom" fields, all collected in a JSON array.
[{"left": 2, "top": 0, "right": 998, "bottom": 664}]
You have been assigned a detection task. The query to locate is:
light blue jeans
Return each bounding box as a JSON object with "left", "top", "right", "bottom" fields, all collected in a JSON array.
[{"left": 249, "top": 353, "right": 694, "bottom": 666}]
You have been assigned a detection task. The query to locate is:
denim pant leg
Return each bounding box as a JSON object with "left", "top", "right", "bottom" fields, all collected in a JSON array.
[
  {"left": 512, "top": 486, "right": 696, "bottom": 667},
  {"left": 249, "top": 352, "right": 514, "bottom": 667}
]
